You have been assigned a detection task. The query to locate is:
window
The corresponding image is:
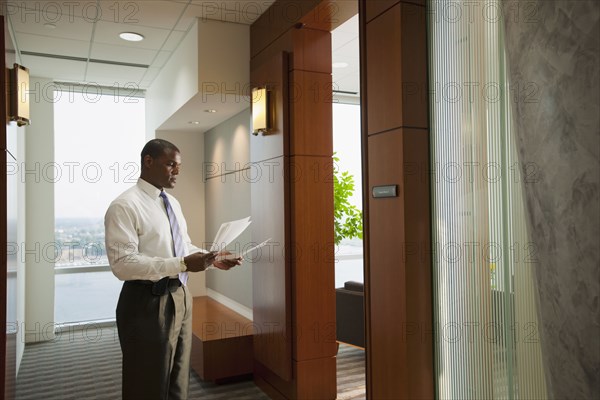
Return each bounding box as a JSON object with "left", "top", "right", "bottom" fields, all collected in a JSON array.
[
  {"left": 53, "top": 86, "right": 145, "bottom": 324},
  {"left": 333, "top": 101, "right": 363, "bottom": 288},
  {"left": 429, "top": 0, "right": 546, "bottom": 397}
]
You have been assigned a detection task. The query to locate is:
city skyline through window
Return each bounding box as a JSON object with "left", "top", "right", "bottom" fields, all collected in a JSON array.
[
  {"left": 54, "top": 90, "right": 145, "bottom": 268},
  {"left": 53, "top": 88, "right": 145, "bottom": 324}
]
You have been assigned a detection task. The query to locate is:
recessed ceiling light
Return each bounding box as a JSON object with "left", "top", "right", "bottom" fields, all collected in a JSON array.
[
  {"left": 119, "top": 32, "right": 144, "bottom": 42},
  {"left": 188, "top": 121, "right": 201, "bottom": 125},
  {"left": 44, "top": 23, "right": 57, "bottom": 29},
  {"left": 204, "top": 109, "right": 217, "bottom": 113},
  {"left": 332, "top": 62, "right": 349, "bottom": 68}
]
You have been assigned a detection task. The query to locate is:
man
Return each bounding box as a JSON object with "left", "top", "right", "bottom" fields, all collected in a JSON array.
[{"left": 105, "top": 139, "right": 240, "bottom": 399}]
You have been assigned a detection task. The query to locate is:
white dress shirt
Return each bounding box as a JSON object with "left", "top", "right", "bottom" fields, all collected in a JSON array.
[{"left": 105, "top": 178, "right": 204, "bottom": 281}]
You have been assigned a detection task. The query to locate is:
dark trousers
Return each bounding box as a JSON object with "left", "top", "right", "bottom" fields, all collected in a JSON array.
[{"left": 116, "top": 280, "right": 192, "bottom": 400}]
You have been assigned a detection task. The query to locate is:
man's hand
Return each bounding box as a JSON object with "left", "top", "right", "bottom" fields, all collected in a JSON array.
[
  {"left": 212, "top": 252, "right": 242, "bottom": 270},
  {"left": 184, "top": 252, "right": 217, "bottom": 272}
]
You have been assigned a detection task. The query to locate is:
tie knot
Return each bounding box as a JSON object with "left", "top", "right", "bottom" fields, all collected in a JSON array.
[{"left": 159, "top": 191, "right": 167, "bottom": 200}]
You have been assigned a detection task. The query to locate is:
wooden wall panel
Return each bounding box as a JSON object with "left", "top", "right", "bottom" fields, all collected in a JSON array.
[
  {"left": 366, "top": 3, "right": 428, "bottom": 135},
  {"left": 366, "top": 129, "right": 433, "bottom": 399},
  {"left": 294, "top": 357, "right": 337, "bottom": 399},
  {"left": 365, "top": 0, "right": 426, "bottom": 23},
  {"left": 299, "top": 0, "right": 357, "bottom": 32},
  {"left": 366, "top": 5, "right": 403, "bottom": 135},
  {"left": 251, "top": 157, "right": 292, "bottom": 381},
  {"left": 400, "top": 3, "right": 428, "bottom": 129},
  {"left": 251, "top": 0, "right": 321, "bottom": 58},
  {"left": 403, "top": 130, "right": 433, "bottom": 399},
  {"left": 367, "top": 130, "right": 408, "bottom": 397},
  {"left": 290, "top": 156, "right": 336, "bottom": 361},
  {"left": 250, "top": 30, "right": 294, "bottom": 80},
  {"left": 367, "top": 128, "right": 433, "bottom": 399},
  {"left": 290, "top": 70, "right": 333, "bottom": 156},
  {"left": 250, "top": 52, "right": 293, "bottom": 382},
  {"left": 251, "top": 1, "right": 337, "bottom": 397},
  {"left": 362, "top": 0, "right": 433, "bottom": 397},
  {"left": 291, "top": 29, "right": 332, "bottom": 73},
  {"left": 365, "top": 0, "right": 400, "bottom": 23},
  {"left": 254, "top": 355, "right": 337, "bottom": 400}
]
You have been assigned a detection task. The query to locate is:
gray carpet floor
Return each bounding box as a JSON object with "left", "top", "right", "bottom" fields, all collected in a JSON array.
[{"left": 16, "top": 326, "right": 365, "bottom": 400}]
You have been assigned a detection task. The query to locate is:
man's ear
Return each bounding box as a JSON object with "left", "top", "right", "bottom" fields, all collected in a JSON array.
[{"left": 143, "top": 155, "right": 154, "bottom": 169}]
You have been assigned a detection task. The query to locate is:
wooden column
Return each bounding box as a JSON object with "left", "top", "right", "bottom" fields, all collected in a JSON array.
[
  {"left": 250, "top": 1, "right": 355, "bottom": 398},
  {"left": 360, "top": 0, "right": 434, "bottom": 398}
]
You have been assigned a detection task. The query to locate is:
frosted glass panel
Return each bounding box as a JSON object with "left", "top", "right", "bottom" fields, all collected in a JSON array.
[{"left": 428, "top": 1, "right": 546, "bottom": 398}]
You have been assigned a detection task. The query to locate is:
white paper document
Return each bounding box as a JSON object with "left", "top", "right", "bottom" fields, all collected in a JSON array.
[
  {"left": 209, "top": 217, "right": 271, "bottom": 261},
  {"left": 216, "top": 238, "right": 272, "bottom": 261},
  {"left": 209, "top": 217, "right": 252, "bottom": 252}
]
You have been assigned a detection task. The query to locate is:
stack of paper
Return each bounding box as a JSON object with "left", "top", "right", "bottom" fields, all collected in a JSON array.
[
  {"left": 210, "top": 217, "right": 271, "bottom": 261},
  {"left": 210, "top": 217, "right": 252, "bottom": 252}
]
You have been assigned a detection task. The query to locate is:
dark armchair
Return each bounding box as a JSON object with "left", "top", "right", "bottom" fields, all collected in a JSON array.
[{"left": 335, "top": 281, "right": 365, "bottom": 348}]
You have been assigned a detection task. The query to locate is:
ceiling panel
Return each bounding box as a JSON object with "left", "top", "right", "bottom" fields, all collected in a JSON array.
[
  {"left": 174, "top": 14, "right": 197, "bottom": 32},
  {"left": 332, "top": 41, "right": 359, "bottom": 63},
  {"left": 90, "top": 42, "right": 156, "bottom": 65},
  {"left": 332, "top": 15, "right": 359, "bottom": 95},
  {"left": 96, "top": 0, "right": 188, "bottom": 29},
  {"left": 93, "top": 20, "right": 171, "bottom": 50},
  {"left": 7, "top": 0, "right": 99, "bottom": 18},
  {"left": 21, "top": 54, "right": 86, "bottom": 82},
  {"left": 16, "top": 33, "right": 90, "bottom": 58},
  {"left": 85, "top": 62, "right": 147, "bottom": 85},
  {"left": 10, "top": 10, "right": 95, "bottom": 41},
  {"left": 332, "top": 14, "right": 358, "bottom": 37},
  {"left": 332, "top": 74, "right": 360, "bottom": 95},
  {"left": 6, "top": 0, "right": 359, "bottom": 130}
]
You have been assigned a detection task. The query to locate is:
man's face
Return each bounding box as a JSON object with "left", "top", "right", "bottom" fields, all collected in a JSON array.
[{"left": 144, "top": 148, "right": 181, "bottom": 189}]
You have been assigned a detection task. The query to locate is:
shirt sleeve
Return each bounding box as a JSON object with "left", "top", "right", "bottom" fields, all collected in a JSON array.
[{"left": 105, "top": 200, "right": 181, "bottom": 281}]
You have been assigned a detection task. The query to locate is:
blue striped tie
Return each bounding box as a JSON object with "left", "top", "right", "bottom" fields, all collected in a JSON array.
[{"left": 159, "top": 191, "right": 188, "bottom": 286}]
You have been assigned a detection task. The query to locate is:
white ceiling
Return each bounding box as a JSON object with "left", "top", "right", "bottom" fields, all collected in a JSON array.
[
  {"left": 4, "top": 0, "right": 359, "bottom": 129},
  {"left": 331, "top": 14, "right": 359, "bottom": 96},
  {"left": 5, "top": 0, "right": 276, "bottom": 88}
]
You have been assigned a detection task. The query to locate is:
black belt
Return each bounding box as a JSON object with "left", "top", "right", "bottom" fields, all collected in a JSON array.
[{"left": 127, "top": 277, "right": 181, "bottom": 296}]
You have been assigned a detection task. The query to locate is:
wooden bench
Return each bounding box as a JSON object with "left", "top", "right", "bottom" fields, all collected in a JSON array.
[{"left": 190, "top": 296, "right": 254, "bottom": 383}]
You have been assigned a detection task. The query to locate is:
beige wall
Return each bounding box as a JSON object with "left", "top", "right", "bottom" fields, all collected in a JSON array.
[
  {"left": 156, "top": 130, "right": 207, "bottom": 297},
  {"left": 204, "top": 108, "right": 252, "bottom": 309},
  {"left": 24, "top": 77, "right": 55, "bottom": 343},
  {"left": 145, "top": 21, "right": 199, "bottom": 140}
]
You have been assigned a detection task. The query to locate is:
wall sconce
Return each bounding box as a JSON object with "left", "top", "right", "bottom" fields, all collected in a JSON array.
[
  {"left": 251, "top": 87, "right": 270, "bottom": 136},
  {"left": 8, "top": 63, "right": 31, "bottom": 126}
]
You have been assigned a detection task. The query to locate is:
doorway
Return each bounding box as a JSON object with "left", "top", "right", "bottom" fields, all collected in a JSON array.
[{"left": 331, "top": 13, "right": 366, "bottom": 400}]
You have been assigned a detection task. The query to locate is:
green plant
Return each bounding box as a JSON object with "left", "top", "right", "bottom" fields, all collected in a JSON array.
[{"left": 333, "top": 154, "right": 363, "bottom": 245}]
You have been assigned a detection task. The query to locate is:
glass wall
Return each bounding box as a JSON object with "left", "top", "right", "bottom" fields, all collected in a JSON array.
[
  {"left": 53, "top": 85, "right": 145, "bottom": 324},
  {"left": 428, "top": 0, "right": 546, "bottom": 398},
  {"left": 333, "top": 101, "right": 363, "bottom": 288}
]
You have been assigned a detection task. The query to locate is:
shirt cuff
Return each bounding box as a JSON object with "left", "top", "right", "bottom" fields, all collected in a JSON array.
[{"left": 165, "top": 257, "right": 182, "bottom": 276}]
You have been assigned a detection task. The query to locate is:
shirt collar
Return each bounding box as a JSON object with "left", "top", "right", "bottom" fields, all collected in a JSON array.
[{"left": 137, "top": 178, "right": 163, "bottom": 199}]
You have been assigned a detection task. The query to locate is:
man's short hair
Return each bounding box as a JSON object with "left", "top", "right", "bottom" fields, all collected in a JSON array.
[{"left": 140, "top": 139, "right": 180, "bottom": 166}]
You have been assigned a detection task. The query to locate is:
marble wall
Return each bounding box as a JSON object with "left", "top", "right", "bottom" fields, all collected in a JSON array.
[{"left": 502, "top": 1, "right": 599, "bottom": 398}]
